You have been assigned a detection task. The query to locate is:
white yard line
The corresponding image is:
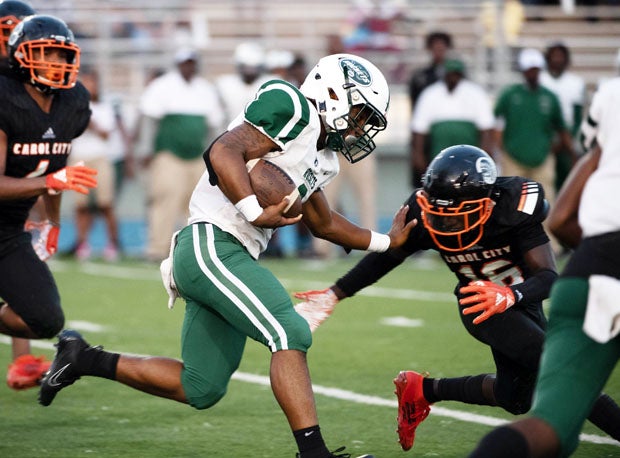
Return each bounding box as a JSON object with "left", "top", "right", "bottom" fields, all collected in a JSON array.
[{"left": 232, "top": 372, "right": 619, "bottom": 447}]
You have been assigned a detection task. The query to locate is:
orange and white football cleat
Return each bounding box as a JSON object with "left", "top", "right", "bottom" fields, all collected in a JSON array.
[
  {"left": 393, "top": 370, "right": 431, "bottom": 451},
  {"left": 7, "top": 354, "right": 52, "bottom": 390}
]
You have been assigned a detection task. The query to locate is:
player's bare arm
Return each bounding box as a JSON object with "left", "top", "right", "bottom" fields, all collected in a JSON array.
[
  {"left": 42, "top": 194, "right": 62, "bottom": 225},
  {"left": 211, "top": 122, "right": 301, "bottom": 228},
  {"left": 303, "top": 190, "right": 415, "bottom": 251}
]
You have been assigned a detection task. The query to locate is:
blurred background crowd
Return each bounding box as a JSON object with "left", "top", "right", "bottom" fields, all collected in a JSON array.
[{"left": 28, "top": 0, "right": 620, "bottom": 261}]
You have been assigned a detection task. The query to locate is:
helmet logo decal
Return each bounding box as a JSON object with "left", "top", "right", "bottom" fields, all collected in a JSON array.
[
  {"left": 476, "top": 157, "right": 497, "bottom": 184},
  {"left": 339, "top": 58, "right": 372, "bottom": 86}
]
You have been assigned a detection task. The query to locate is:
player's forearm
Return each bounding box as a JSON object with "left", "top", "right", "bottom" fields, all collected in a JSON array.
[
  {"left": 42, "top": 193, "right": 62, "bottom": 224},
  {"left": 334, "top": 250, "right": 405, "bottom": 299},
  {"left": 0, "top": 175, "right": 47, "bottom": 200},
  {"left": 509, "top": 268, "right": 558, "bottom": 304}
]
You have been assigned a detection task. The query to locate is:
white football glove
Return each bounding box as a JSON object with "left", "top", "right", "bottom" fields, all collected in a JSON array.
[
  {"left": 293, "top": 288, "right": 339, "bottom": 332},
  {"left": 25, "top": 220, "right": 59, "bottom": 261},
  {"left": 160, "top": 231, "right": 180, "bottom": 309}
]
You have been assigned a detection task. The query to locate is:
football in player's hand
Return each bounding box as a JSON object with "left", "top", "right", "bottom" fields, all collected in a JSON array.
[{"left": 247, "top": 158, "right": 302, "bottom": 218}]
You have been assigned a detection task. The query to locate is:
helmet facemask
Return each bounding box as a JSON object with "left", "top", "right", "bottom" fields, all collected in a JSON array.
[
  {"left": 0, "top": 15, "right": 20, "bottom": 56},
  {"left": 416, "top": 190, "right": 494, "bottom": 252},
  {"left": 325, "top": 86, "right": 387, "bottom": 163},
  {"left": 12, "top": 38, "right": 80, "bottom": 93}
]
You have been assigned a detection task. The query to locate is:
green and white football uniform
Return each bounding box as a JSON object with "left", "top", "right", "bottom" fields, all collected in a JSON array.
[
  {"left": 174, "top": 80, "right": 341, "bottom": 407},
  {"left": 189, "top": 79, "right": 339, "bottom": 259}
]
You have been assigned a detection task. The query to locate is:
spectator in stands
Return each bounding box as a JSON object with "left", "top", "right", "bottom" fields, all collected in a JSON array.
[
  {"left": 410, "top": 56, "right": 495, "bottom": 188},
  {"left": 288, "top": 54, "right": 309, "bottom": 88},
  {"left": 70, "top": 69, "right": 122, "bottom": 262},
  {"left": 407, "top": 31, "right": 453, "bottom": 111},
  {"left": 265, "top": 49, "right": 295, "bottom": 81},
  {"left": 138, "top": 48, "right": 224, "bottom": 262},
  {"left": 540, "top": 42, "right": 586, "bottom": 193},
  {"left": 341, "top": 0, "right": 403, "bottom": 52},
  {"left": 215, "top": 42, "right": 271, "bottom": 126},
  {"left": 494, "top": 48, "right": 577, "bottom": 209}
]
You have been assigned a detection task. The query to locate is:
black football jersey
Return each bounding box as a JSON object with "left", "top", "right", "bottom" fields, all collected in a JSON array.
[
  {"left": 0, "top": 75, "right": 91, "bottom": 229},
  {"left": 401, "top": 176, "right": 549, "bottom": 288},
  {"left": 336, "top": 177, "right": 550, "bottom": 299}
]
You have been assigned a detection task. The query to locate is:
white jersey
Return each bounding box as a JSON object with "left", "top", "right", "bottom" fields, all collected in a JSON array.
[
  {"left": 411, "top": 79, "right": 495, "bottom": 133},
  {"left": 188, "top": 79, "right": 340, "bottom": 258},
  {"left": 579, "top": 77, "right": 620, "bottom": 236},
  {"left": 215, "top": 73, "right": 274, "bottom": 125},
  {"left": 540, "top": 70, "right": 585, "bottom": 130},
  {"left": 71, "top": 100, "right": 116, "bottom": 161}
]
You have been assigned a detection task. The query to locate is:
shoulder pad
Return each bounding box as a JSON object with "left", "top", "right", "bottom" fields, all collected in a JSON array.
[
  {"left": 493, "top": 177, "right": 548, "bottom": 225},
  {"left": 245, "top": 80, "right": 311, "bottom": 145}
]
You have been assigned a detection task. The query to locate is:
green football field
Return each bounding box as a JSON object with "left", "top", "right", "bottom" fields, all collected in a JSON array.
[{"left": 1, "top": 255, "right": 619, "bottom": 458}]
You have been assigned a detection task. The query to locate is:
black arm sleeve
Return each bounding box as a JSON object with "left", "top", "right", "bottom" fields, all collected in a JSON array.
[
  {"left": 510, "top": 268, "right": 558, "bottom": 304},
  {"left": 335, "top": 250, "right": 406, "bottom": 298}
]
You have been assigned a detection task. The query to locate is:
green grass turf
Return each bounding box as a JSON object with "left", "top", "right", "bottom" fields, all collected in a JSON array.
[{"left": 1, "top": 255, "right": 619, "bottom": 457}]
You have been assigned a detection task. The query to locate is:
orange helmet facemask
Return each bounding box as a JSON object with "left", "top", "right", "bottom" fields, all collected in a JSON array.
[
  {"left": 0, "top": 15, "right": 20, "bottom": 56},
  {"left": 418, "top": 145, "right": 498, "bottom": 252},
  {"left": 8, "top": 14, "right": 80, "bottom": 94},
  {"left": 0, "top": 0, "right": 36, "bottom": 57},
  {"left": 416, "top": 190, "right": 494, "bottom": 252},
  {"left": 12, "top": 38, "right": 80, "bottom": 89}
]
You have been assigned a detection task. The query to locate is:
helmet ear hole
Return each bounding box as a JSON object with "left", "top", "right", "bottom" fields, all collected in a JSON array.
[{"left": 327, "top": 87, "right": 339, "bottom": 101}]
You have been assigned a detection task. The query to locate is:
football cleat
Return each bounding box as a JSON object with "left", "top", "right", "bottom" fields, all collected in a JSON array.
[
  {"left": 7, "top": 354, "right": 52, "bottom": 390},
  {"left": 38, "top": 329, "right": 93, "bottom": 406},
  {"left": 393, "top": 370, "right": 431, "bottom": 451}
]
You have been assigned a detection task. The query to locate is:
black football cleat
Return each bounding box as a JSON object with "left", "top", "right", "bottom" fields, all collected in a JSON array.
[{"left": 38, "top": 329, "right": 91, "bottom": 406}]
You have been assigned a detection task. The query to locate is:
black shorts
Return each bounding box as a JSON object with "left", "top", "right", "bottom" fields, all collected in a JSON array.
[{"left": 0, "top": 231, "right": 63, "bottom": 338}]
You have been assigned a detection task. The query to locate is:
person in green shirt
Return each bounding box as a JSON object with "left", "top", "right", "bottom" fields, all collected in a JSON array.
[{"left": 494, "top": 48, "right": 577, "bottom": 208}]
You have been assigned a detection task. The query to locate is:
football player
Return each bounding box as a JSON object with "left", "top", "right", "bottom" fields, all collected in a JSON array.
[
  {"left": 39, "top": 54, "right": 413, "bottom": 458},
  {"left": 470, "top": 71, "right": 620, "bottom": 458},
  {"left": 293, "top": 144, "right": 620, "bottom": 451},
  {"left": 0, "top": 0, "right": 33, "bottom": 65},
  {"left": 0, "top": 14, "right": 96, "bottom": 389},
  {"left": 0, "top": 0, "right": 50, "bottom": 390}
]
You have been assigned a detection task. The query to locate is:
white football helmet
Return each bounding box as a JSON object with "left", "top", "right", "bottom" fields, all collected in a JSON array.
[{"left": 300, "top": 53, "right": 389, "bottom": 163}]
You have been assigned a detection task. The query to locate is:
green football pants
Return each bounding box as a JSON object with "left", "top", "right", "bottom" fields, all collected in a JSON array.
[
  {"left": 172, "top": 223, "right": 312, "bottom": 409},
  {"left": 532, "top": 277, "right": 620, "bottom": 456}
]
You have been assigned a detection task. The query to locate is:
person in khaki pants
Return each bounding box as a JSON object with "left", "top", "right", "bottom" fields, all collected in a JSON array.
[
  {"left": 137, "top": 48, "right": 224, "bottom": 261},
  {"left": 494, "top": 48, "right": 577, "bottom": 252}
]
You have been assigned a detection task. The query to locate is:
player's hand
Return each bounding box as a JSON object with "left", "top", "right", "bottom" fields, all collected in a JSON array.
[
  {"left": 252, "top": 197, "right": 302, "bottom": 228},
  {"left": 25, "top": 220, "right": 60, "bottom": 261},
  {"left": 459, "top": 280, "right": 515, "bottom": 325},
  {"left": 387, "top": 205, "right": 417, "bottom": 248},
  {"left": 45, "top": 165, "right": 98, "bottom": 195},
  {"left": 293, "top": 288, "right": 339, "bottom": 332}
]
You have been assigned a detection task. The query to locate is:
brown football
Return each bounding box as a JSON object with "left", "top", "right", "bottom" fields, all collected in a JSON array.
[{"left": 247, "top": 158, "right": 302, "bottom": 218}]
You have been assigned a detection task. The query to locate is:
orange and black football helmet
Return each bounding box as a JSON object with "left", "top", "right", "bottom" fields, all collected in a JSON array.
[
  {"left": 0, "top": 0, "right": 34, "bottom": 57},
  {"left": 8, "top": 14, "right": 80, "bottom": 94},
  {"left": 416, "top": 145, "right": 497, "bottom": 252}
]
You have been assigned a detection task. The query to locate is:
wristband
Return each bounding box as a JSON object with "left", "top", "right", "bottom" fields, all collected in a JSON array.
[
  {"left": 235, "top": 194, "right": 263, "bottom": 222},
  {"left": 367, "top": 230, "right": 390, "bottom": 252}
]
